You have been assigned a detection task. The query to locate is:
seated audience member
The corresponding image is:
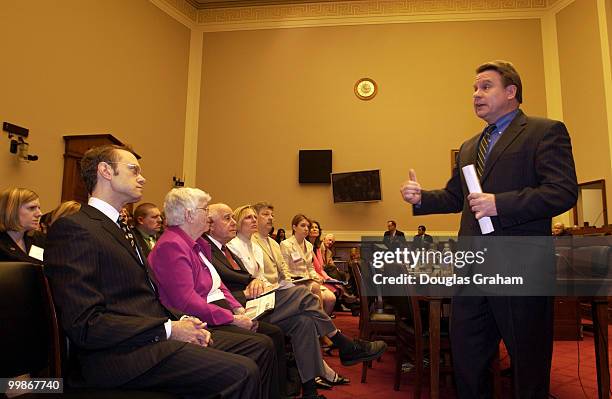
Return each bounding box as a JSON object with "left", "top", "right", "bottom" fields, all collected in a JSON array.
[
  {"left": 148, "top": 189, "right": 280, "bottom": 399},
  {"left": 228, "top": 205, "right": 342, "bottom": 392},
  {"left": 44, "top": 145, "right": 264, "bottom": 399},
  {"left": 39, "top": 211, "right": 53, "bottom": 235},
  {"left": 252, "top": 202, "right": 358, "bottom": 375},
  {"left": 307, "top": 220, "right": 337, "bottom": 315},
  {"left": 552, "top": 222, "right": 569, "bottom": 236},
  {"left": 275, "top": 228, "right": 286, "bottom": 244},
  {"left": 383, "top": 220, "right": 406, "bottom": 250},
  {"left": 280, "top": 214, "right": 329, "bottom": 312},
  {"left": 49, "top": 200, "right": 81, "bottom": 226},
  {"left": 412, "top": 224, "right": 433, "bottom": 249},
  {"left": 133, "top": 202, "right": 162, "bottom": 258},
  {"left": 319, "top": 233, "right": 356, "bottom": 300},
  {"left": 205, "top": 203, "right": 387, "bottom": 398},
  {"left": 322, "top": 235, "right": 354, "bottom": 291},
  {"left": 227, "top": 205, "right": 271, "bottom": 287},
  {"left": 0, "top": 187, "right": 44, "bottom": 263}
]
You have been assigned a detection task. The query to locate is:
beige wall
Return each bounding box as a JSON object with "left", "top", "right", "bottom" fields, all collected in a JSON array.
[
  {"left": 557, "top": 0, "right": 612, "bottom": 226},
  {"left": 197, "top": 19, "right": 547, "bottom": 233},
  {"left": 0, "top": 0, "right": 190, "bottom": 212}
]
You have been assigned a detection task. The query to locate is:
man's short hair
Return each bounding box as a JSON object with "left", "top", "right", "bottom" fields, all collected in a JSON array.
[
  {"left": 134, "top": 203, "right": 158, "bottom": 225},
  {"left": 418, "top": 225, "right": 426, "bottom": 231},
  {"left": 0, "top": 188, "right": 39, "bottom": 232},
  {"left": 476, "top": 60, "right": 523, "bottom": 104},
  {"left": 252, "top": 202, "right": 274, "bottom": 214},
  {"left": 80, "top": 145, "right": 133, "bottom": 194},
  {"left": 387, "top": 220, "right": 396, "bottom": 227}
]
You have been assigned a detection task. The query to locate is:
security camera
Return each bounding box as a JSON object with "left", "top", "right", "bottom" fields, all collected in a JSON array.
[{"left": 4, "top": 122, "right": 39, "bottom": 161}]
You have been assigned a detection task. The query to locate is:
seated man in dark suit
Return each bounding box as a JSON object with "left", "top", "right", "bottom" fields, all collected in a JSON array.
[
  {"left": 133, "top": 202, "right": 162, "bottom": 258},
  {"left": 44, "top": 145, "right": 274, "bottom": 399},
  {"left": 205, "top": 203, "right": 387, "bottom": 399},
  {"left": 383, "top": 220, "right": 406, "bottom": 250}
]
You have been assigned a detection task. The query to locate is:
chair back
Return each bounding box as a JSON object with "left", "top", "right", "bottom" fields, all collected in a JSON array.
[
  {"left": 349, "top": 261, "right": 370, "bottom": 325},
  {"left": 0, "top": 262, "right": 61, "bottom": 378}
]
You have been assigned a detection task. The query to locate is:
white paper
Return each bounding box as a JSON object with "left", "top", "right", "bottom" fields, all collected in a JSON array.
[
  {"left": 461, "top": 164, "right": 494, "bottom": 235},
  {"left": 245, "top": 294, "right": 275, "bottom": 320},
  {"left": 28, "top": 245, "right": 44, "bottom": 261}
]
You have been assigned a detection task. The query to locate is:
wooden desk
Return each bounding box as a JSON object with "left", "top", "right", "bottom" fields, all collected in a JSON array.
[{"left": 422, "top": 296, "right": 610, "bottom": 399}]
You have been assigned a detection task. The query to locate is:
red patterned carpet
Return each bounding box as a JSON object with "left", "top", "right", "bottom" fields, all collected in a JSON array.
[{"left": 323, "top": 312, "right": 610, "bottom": 399}]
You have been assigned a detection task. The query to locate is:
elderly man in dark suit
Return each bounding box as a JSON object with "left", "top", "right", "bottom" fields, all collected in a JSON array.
[
  {"left": 400, "top": 61, "right": 578, "bottom": 398},
  {"left": 44, "top": 145, "right": 274, "bottom": 399}
]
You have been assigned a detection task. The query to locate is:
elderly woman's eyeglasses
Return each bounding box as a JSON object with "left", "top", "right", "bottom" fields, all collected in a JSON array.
[{"left": 195, "top": 207, "right": 209, "bottom": 213}]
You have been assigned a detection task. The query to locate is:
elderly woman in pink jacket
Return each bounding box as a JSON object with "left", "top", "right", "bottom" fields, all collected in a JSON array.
[{"left": 148, "top": 187, "right": 286, "bottom": 399}]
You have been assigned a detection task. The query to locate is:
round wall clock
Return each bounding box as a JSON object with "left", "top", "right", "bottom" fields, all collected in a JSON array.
[{"left": 354, "top": 78, "right": 378, "bottom": 100}]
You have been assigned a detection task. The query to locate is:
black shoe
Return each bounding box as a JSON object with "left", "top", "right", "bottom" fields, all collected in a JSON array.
[
  {"left": 339, "top": 339, "right": 387, "bottom": 366},
  {"left": 314, "top": 377, "right": 333, "bottom": 390},
  {"left": 299, "top": 395, "right": 327, "bottom": 399},
  {"left": 322, "top": 373, "right": 350, "bottom": 386}
]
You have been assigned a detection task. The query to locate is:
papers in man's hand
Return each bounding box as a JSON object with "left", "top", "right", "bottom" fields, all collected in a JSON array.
[
  {"left": 245, "top": 294, "right": 275, "bottom": 320},
  {"left": 461, "top": 164, "right": 494, "bottom": 234}
]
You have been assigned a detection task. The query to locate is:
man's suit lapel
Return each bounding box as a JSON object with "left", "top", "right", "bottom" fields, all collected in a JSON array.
[
  {"left": 208, "top": 236, "right": 249, "bottom": 274},
  {"left": 82, "top": 205, "right": 144, "bottom": 267},
  {"left": 481, "top": 110, "right": 527, "bottom": 183}
]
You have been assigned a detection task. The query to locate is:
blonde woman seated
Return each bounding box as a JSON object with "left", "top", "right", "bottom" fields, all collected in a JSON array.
[
  {"left": 0, "top": 188, "right": 44, "bottom": 263},
  {"left": 280, "top": 214, "right": 335, "bottom": 316}
]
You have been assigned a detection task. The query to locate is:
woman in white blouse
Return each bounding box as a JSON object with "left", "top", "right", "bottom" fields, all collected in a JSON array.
[
  {"left": 227, "top": 205, "right": 271, "bottom": 287},
  {"left": 280, "top": 214, "right": 336, "bottom": 316}
]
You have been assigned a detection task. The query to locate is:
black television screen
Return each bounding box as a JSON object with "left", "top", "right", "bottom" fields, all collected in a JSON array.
[
  {"left": 299, "top": 150, "right": 332, "bottom": 183},
  {"left": 331, "top": 170, "right": 382, "bottom": 203}
]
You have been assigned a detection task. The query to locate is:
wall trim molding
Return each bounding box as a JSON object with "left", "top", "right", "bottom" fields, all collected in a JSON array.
[{"left": 150, "top": 0, "right": 196, "bottom": 28}]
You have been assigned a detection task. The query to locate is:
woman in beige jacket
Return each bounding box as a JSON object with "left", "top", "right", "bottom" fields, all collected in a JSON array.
[{"left": 280, "top": 214, "right": 336, "bottom": 316}]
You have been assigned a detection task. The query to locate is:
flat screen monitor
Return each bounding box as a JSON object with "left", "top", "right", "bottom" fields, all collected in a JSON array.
[{"left": 332, "top": 170, "right": 382, "bottom": 203}]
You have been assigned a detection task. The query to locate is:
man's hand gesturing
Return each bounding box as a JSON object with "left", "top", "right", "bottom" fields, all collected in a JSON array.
[{"left": 400, "top": 169, "right": 422, "bottom": 205}]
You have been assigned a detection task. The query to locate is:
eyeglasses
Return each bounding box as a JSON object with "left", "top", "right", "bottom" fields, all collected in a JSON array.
[
  {"left": 107, "top": 162, "right": 142, "bottom": 176},
  {"left": 195, "top": 207, "right": 209, "bottom": 213}
]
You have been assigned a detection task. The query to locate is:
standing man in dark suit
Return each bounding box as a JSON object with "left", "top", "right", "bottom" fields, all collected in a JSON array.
[
  {"left": 400, "top": 61, "right": 578, "bottom": 398},
  {"left": 44, "top": 145, "right": 274, "bottom": 399},
  {"left": 382, "top": 220, "right": 406, "bottom": 250},
  {"left": 411, "top": 225, "right": 433, "bottom": 249}
]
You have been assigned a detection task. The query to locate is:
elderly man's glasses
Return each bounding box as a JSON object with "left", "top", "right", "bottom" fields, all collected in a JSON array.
[{"left": 107, "top": 162, "right": 142, "bottom": 176}]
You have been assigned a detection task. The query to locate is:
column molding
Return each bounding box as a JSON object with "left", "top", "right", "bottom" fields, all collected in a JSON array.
[
  {"left": 182, "top": 28, "right": 204, "bottom": 186},
  {"left": 540, "top": 11, "right": 563, "bottom": 121}
]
